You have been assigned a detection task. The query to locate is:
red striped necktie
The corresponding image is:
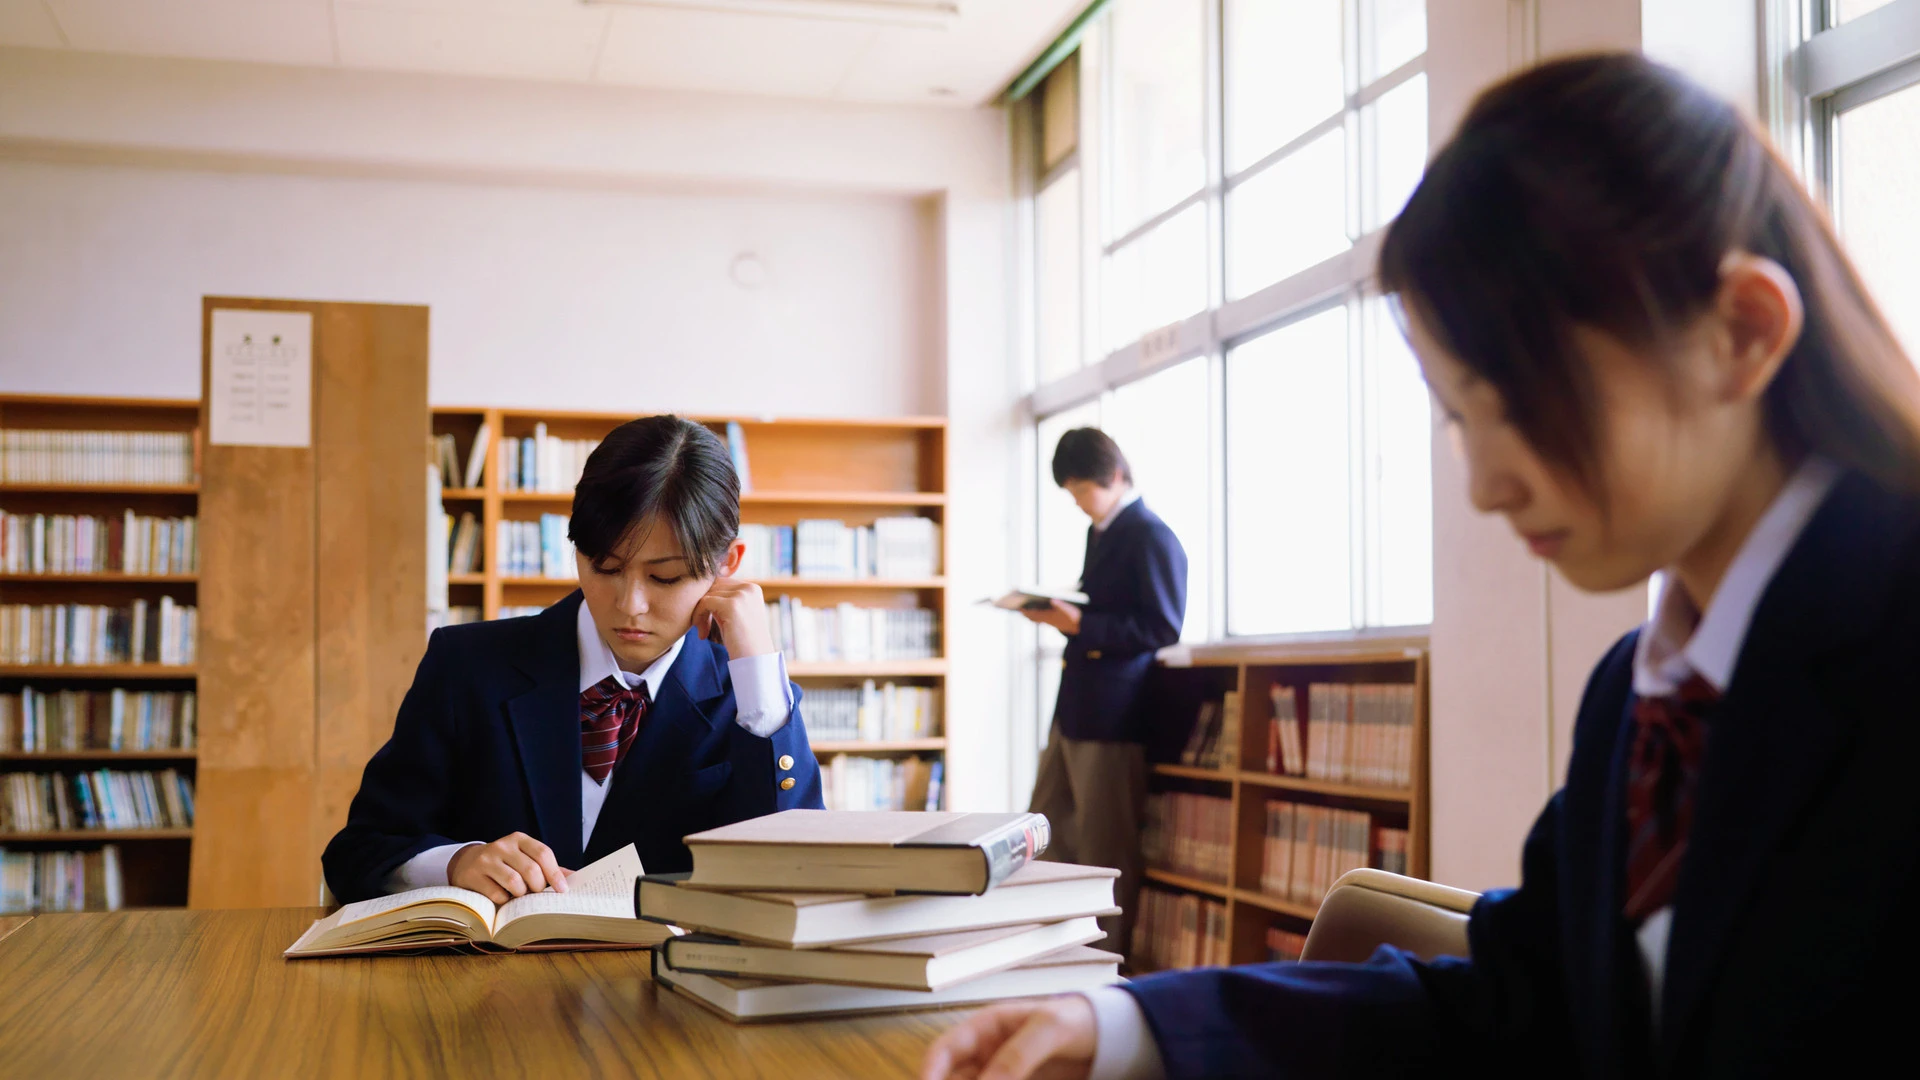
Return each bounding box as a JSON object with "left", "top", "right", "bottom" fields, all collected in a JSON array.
[
  {"left": 1622, "top": 673, "right": 1718, "bottom": 921},
  {"left": 580, "top": 675, "right": 650, "bottom": 785}
]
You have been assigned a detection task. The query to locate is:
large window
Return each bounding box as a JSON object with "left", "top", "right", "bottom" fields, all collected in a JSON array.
[
  {"left": 1024, "top": 0, "right": 1433, "bottom": 654},
  {"left": 1794, "top": 1, "right": 1920, "bottom": 355}
]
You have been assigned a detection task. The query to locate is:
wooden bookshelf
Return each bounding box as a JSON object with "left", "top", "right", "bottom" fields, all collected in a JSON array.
[
  {"left": 1135, "top": 638, "right": 1430, "bottom": 969},
  {"left": 431, "top": 408, "right": 950, "bottom": 808},
  {"left": 0, "top": 393, "right": 203, "bottom": 912}
]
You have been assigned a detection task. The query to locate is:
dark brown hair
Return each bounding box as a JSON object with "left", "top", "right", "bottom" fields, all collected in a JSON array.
[
  {"left": 1378, "top": 52, "right": 1920, "bottom": 496},
  {"left": 1052, "top": 427, "right": 1133, "bottom": 487},
  {"left": 569, "top": 415, "right": 739, "bottom": 576}
]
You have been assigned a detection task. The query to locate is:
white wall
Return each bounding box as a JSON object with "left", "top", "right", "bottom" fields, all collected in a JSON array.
[
  {"left": 0, "top": 158, "right": 941, "bottom": 417},
  {"left": 0, "top": 45, "right": 1024, "bottom": 809}
]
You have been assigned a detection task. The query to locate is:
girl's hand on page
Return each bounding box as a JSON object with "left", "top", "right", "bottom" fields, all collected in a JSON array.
[
  {"left": 448, "top": 832, "right": 570, "bottom": 903},
  {"left": 693, "top": 577, "right": 776, "bottom": 659},
  {"left": 920, "top": 997, "right": 1097, "bottom": 1080}
]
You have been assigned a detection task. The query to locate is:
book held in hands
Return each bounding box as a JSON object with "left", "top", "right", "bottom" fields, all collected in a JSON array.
[{"left": 286, "top": 844, "right": 672, "bottom": 957}]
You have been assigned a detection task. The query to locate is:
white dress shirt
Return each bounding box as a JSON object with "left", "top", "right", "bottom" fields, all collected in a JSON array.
[
  {"left": 1078, "top": 457, "right": 1841, "bottom": 1080},
  {"left": 387, "top": 600, "right": 794, "bottom": 891},
  {"left": 1095, "top": 489, "right": 1141, "bottom": 535}
]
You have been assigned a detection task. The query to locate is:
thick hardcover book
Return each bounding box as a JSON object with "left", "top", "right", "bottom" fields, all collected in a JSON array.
[
  {"left": 653, "top": 944, "right": 1122, "bottom": 1022},
  {"left": 682, "top": 809, "right": 1051, "bottom": 895},
  {"left": 661, "top": 916, "right": 1103, "bottom": 992},
  {"left": 637, "top": 860, "right": 1118, "bottom": 949},
  {"left": 286, "top": 845, "right": 673, "bottom": 957}
]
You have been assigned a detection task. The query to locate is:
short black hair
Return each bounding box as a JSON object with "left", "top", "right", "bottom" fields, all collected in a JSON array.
[
  {"left": 568, "top": 415, "right": 739, "bottom": 577},
  {"left": 1050, "top": 428, "right": 1132, "bottom": 487}
]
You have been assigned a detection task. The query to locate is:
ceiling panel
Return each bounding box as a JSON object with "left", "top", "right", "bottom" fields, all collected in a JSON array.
[
  {"left": 835, "top": 0, "right": 1082, "bottom": 103},
  {"left": 46, "top": 0, "right": 335, "bottom": 66},
  {"left": 0, "top": 0, "right": 65, "bottom": 49},
  {"left": 594, "top": 5, "right": 877, "bottom": 98},
  {"left": 335, "top": 1, "right": 608, "bottom": 81}
]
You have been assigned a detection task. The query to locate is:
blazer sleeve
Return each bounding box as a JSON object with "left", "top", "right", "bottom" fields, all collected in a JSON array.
[
  {"left": 1078, "top": 522, "right": 1188, "bottom": 654},
  {"left": 1122, "top": 794, "right": 1578, "bottom": 1077},
  {"left": 321, "top": 628, "right": 468, "bottom": 903},
  {"left": 717, "top": 679, "right": 826, "bottom": 823}
]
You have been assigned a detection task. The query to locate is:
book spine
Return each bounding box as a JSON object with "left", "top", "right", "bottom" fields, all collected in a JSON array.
[{"left": 971, "top": 812, "right": 1052, "bottom": 890}]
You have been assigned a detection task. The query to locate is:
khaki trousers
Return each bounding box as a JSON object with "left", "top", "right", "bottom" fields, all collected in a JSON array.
[{"left": 1028, "top": 727, "right": 1148, "bottom": 962}]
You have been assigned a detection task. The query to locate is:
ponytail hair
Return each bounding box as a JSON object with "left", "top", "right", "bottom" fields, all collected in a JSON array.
[{"left": 1379, "top": 51, "right": 1920, "bottom": 497}]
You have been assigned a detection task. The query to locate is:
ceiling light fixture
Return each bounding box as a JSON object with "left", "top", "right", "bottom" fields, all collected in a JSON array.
[{"left": 585, "top": 0, "right": 959, "bottom": 31}]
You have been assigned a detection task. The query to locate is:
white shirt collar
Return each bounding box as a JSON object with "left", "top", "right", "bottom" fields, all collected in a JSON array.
[
  {"left": 576, "top": 598, "right": 685, "bottom": 698},
  {"left": 1095, "top": 489, "right": 1141, "bottom": 534},
  {"left": 1632, "top": 457, "right": 1841, "bottom": 697}
]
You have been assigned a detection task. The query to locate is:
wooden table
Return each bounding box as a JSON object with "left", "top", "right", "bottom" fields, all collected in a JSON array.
[{"left": 0, "top": 908, "right": 956, "bottom": 1078}]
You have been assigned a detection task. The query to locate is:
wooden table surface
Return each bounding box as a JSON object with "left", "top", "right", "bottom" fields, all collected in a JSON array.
[{"left": 0, "top": 908, "right": 957, "bottom": 1078}]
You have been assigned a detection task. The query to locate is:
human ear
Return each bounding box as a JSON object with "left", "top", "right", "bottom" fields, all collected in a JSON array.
[
  {"left": 1714, "top": 252, "right": 1804, "bottom": 404},
  {"left": 717, "top": 538, "right": 746, "bottom": 578}
]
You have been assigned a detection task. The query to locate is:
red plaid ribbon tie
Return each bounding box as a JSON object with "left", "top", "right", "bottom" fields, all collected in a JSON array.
[
  {"left": 1622, "top": 673, "right": 1718, "bottom": 921},
  {"left": 581, "top": 675, "right": 650, "bottom": 785}
]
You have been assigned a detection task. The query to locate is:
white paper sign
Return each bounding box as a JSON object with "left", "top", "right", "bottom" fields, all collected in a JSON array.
[{"left": 209, "top": 308, "right": 312, "bottom": 447}]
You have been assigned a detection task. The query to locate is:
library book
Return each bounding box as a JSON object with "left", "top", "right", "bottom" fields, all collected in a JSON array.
[
  {"left": 660, "top": 916, "right": 1104, "bottom": 992},
  {"left": 981, "top": 587, "right": 1089, "bottom": 612},
  {"left": 682, "top": 809, "right": 1051, "bottom": 895},
  {"left": 653, "top": 944, "right": 1122, "bottom": 1023},
  {"left": 286, "top": 844, "right": 672, "bottom": 957}
]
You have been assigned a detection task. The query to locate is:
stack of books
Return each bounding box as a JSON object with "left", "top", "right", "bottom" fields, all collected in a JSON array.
[{"left": 641, "top": 809, "right": 1122, "bottom": 1022}]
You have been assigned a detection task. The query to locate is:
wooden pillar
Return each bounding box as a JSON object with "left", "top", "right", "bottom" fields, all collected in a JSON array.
[{"left": 192, "top": 297, "right": 427, "bottom": 908}]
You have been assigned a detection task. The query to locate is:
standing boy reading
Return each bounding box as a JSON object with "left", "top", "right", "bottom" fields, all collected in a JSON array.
[{"left": 323, "top": 415, "right": 822, "bottom": 904}]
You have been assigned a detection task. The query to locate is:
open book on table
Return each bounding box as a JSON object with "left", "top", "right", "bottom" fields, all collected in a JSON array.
[
  {"left": 980, "top": 587, "right": 1089, "bottom": 612},
  {"left": 286, "top": 843, "right": 675, "bottom": 957}
]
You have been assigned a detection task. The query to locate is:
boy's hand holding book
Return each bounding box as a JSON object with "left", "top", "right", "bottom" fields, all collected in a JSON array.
[{"left": 448, "top": 831, "right": 573, "bottom": 903}]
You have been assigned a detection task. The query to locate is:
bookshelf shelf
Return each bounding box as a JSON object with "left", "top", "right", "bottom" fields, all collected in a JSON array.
[
  {"left": 0, "top": 573, "right": 197, "bottom": 584},
  {"left": 1143, "top": 867, "right": 1232, "bottom": 900},
  {"left": 1, "top": 392, "right": 202, "bottom": 915},
  {"left": 1152, "top": 763, "right": 1234, "bottom": 783},
  {"left": 0, "top": 829, "right": 192, "bottom": 842},
  {"left": 1235, "top": 771, "right": 1414, "bottom": 803},
  {"left": 1232, "top": 888, "right": 1320, "bottom": 921},
  {"left": 1137, "top": 639, "right": 1429, "bottom": 972},
  {"left": 788, "top": 660, "right": 947, "bottom": 678},
  {"left": 0, "top": 750, "right": 197, "bottom": 762},
  {"left": 433, "top": 406, "right": 949, "bottom": 811},
  {"left": 749, "top": 577, "right": 946, "bottom": 590},
  {"left": 0, "top": 483, "right": 199, "bottom": 496},
  {"left": 0, "top": 665, "right": 197, "bottom": 680},
  {"left": 811, "top": 738, "right": 947, "bottom": 753}
]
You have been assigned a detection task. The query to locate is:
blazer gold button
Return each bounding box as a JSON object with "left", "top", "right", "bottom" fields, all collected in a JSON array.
[
  {"left": 780, "top": 777, "right": 796, "bottom": 791},
  {"left": 778, "top": 755, "right": 795, "bottom": 770},
  {"left": 1087, "top": 649, "right": 1103, "bottom": 660}
]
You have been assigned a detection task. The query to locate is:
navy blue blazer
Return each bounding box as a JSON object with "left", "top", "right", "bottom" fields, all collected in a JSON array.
[
  {"left": 322, "top": 592, "right": 824, "bottom": 903},
  {"left": 1053, "top": 498, "right": 1188, "bottom": 742},
  {"left": 1123, "top": 471, "right": 1920, "bottom": 1077}
]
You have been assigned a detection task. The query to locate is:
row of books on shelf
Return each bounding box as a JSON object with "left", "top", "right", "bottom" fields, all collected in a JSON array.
[
  {"left": 295, "top": 809, "right": 1118, "bottom": 1023},
  {"left": 768, "top": 598, "right": 937, "bottom": 663},
  {"left": 0, "top": 600, "right": 197, "bottom": 666},
  {"left": 1141, "top": 792, "right": 1231, "bottom": 884},
  {"left": 1180, "top": 691, "right": 1244, "bottom": 770},
  {"left": 433, "top": 427, "right": 490, "bottom": 491},
  {"left": 496, "top": 515, "right": 575, "bottom": 579},
  {"left": 1259, "top": 801, "right": 1410, "bottom": 908},
  {"left": 1131, "top": 887, "right": 1229, "bottom": 971},
  {"left": 1267, "top": 683, "right": 1417, "bottom": 788},
  {"left": 0, "top": 429, "right": 196, "bottom": 485},
  {"left": 443, "top": 511, "right": 482, "bottom": 574},
  {"left": 0, "top": 845, "right": 124, "bottom": 913},
  {"left": 0, "top": 510, "right": 199, "bottom": 575},
  {"left": 820, "top": 754, "right": 943, "bottom": 812},
  {"left": 739, "top": 518, "right": 939, "bottom": 580},
  {"left": 1265, "top": 927, "right": 1308, "bottom": 963},
  {"left": 0, "top": 688, "right": 197, "bottom": 752},
  {"left": 804, "top": 680, "right": 939, "bottom": 742},
  {"left": 1, "top": 768, "right": 196, "bottom": 833}
]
